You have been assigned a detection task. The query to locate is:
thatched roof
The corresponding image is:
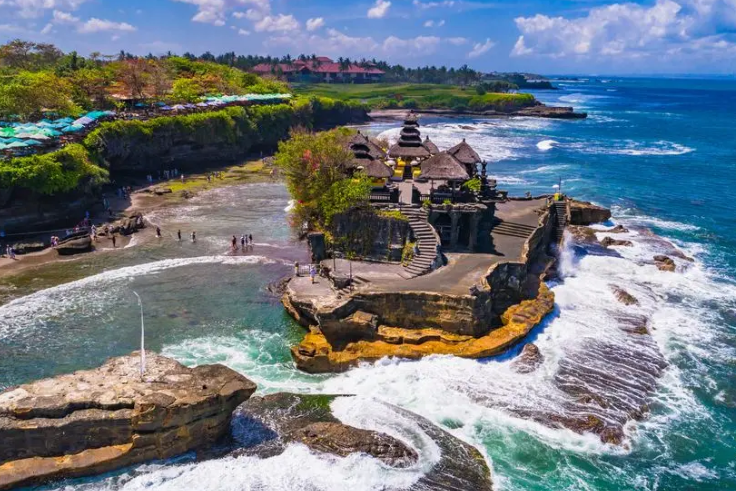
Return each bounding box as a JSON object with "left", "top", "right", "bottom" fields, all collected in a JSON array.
[
  {"left": 423, "top": 136, "right": 439, "bottom": 154},
  {"left": 388, "top": 142, "right": 430, "bottom": 159},
  {"left": 419, "top": 152, "right": 470, "bottom": 181},
  {"left": 447, "top": 138, "right": 481, "bottom": 165},
  {"left": 348, "top": 131, "right": 386, "bottom": 160},
  {"left": 361, "top": 159, "right": 393, "bottom": 178}
]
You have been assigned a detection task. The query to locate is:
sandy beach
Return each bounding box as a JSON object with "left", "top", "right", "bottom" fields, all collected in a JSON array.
[{"left": 0, "top": 159, "right": 275, "bottom": 280}]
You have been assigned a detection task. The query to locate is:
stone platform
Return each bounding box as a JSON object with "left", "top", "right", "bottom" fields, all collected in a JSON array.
[{"left": 0, "top": 352, "right": 256, "bottom": 490}]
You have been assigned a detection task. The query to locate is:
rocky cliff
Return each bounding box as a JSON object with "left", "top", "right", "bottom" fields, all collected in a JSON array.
[{"left": 0, "top": 352, "right": 256, "bottom": 490}]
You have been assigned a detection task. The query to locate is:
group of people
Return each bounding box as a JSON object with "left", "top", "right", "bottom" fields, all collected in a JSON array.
[
  {"left": 4, "top": 245, "right": 15, "bottom": 260},
  {"left": 231, "top": 234, "right": 254, "bottom": 250},
  {"left": 206, "top": 171, "right": 223, "bottom": 183}
]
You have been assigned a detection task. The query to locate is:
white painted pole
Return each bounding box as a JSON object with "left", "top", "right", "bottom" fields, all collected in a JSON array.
[{"left": 132, "top": 291, "right": 145, "bottom": 379}]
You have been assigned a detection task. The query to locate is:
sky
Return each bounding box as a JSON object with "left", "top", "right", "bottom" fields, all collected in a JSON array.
[{"left": 1, "top": 0, "right": 736, "bottom": 75}]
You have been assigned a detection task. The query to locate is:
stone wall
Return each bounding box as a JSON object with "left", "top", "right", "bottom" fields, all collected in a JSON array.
[{"left": 330, "top": 208, "right": 410, "bottom": 261}]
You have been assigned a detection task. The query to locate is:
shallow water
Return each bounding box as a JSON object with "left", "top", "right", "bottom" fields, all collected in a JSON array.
[{"left": 2, "top": 78, "right": 736, "bottom": 490}]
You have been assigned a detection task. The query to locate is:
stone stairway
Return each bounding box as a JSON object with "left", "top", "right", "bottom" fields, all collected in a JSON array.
[
  {"left": 491, "top": 219, "right": 537, "bottom": 239},
  {"left": 402, "top": 207, "right": 439, "bottom": 278},
  {"left": 553, "top": 201, "right": 568, "bottom": 242},
  {"left": 336, "top": 275, "right": 370, "bottom": 296}
]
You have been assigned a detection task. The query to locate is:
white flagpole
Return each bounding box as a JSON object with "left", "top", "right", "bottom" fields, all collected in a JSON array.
[{"left": 132, "top": 291, "right": 145, "bottom": 379}]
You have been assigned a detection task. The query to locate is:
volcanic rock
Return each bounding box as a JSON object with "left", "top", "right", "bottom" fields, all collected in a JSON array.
[
  {"left": 512, "top": 343, "right": 544, "bottom": 373},
  {"left": 654, "top": 255, "right": 676, "bottom": 272},
  {"left": 568, "top": 200, "right": 612, "bottom": 225},
  {"left": 610, "top": 286, "right": 639, "bottom": 306},
  {"left": 10, "top": 242, "right": 45, "bottom": 255},
  {"left": 286, "top": 422, "right": 418, "bottom": 467},
  {"left": 603, "top": 224, "right": 629, "bottom": 234},
  {"left": 56, "top": 235, "right": 92, "bottom": 255},
  {"left": 233, "top": 393, "right": 493, "bottom": 490},
  {"left": 153, "top": 187, "right": 172, "bottom": 195},
  {"left": 601, "top": 237, "right": 633, "bottom": 248},
  {"left": 0, "top": 352, "right": 256, "bottom": 490}
]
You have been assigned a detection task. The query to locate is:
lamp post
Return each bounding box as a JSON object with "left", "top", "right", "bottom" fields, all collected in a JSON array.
[{"left": 132, "top": 291, "right": 145, "bottom": 380}]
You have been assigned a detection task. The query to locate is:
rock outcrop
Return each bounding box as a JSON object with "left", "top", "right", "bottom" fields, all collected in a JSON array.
[
  {"left": 512, "top": 343, "right": 544, "bottom": 373},
  {"left": 286, "top": 422, "right": 418, "bottom": 467},
  {"left": 611, "top": 286, "right": 639, "bottom": 306},
  {"left": 568, "top": 200, "right": 612, "bottom": 225},
  {"left": 654, "top": 255, "right": 676, "bottom": 272},
  {"left": 233, "top": 393, "right": 493, "bottom": 490},
  {"left": 292, "top": 283, "right": 555, "bottom": 373},
  {"left": 56, "top": 235, "right": 92, "bottom": 255},
  {"left": 601, "top": 237, "right": 633, "bottom": 248},
  {"left": 0, "top": 352, "right": 256, "bottom": 490}
]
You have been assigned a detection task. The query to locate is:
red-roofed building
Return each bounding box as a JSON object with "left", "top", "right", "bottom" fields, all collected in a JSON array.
[{"left": 252, "top": 57, "right": 385, "bottom": 83}]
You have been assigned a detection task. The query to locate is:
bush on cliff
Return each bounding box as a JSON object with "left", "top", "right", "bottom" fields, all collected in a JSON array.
[
  {"left": 273, "top": 127, "right": 355, "bottom": 230},
  {"left": 0, "top": 144, "right": 107, "bottom": 195},
  {"left": 3, "top": 97, "right": 365, "bottom": 197}
]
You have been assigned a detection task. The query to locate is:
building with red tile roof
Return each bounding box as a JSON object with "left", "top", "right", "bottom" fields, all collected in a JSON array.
[{"left": 252, "top": 57, "right": 385, "bottom": 83}]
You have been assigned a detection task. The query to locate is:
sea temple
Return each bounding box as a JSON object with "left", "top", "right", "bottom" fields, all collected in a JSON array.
[{"left": 282, "top": 114, "right": 609, "bottom": 373}]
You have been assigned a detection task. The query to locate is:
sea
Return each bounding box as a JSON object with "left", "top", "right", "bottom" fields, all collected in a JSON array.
[{"left": 0, "top": 78, "right": 734, "bottom": 490}]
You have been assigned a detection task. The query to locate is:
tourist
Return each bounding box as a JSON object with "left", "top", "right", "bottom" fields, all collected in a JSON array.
[
  {"left": 111, "top": 235, "right": 117, "bottom": 248},
  {"left": 177, "top": 229, "right": 182, "bottom": 241},
  {"left": 191, "top": 231, "right": 196, "bottom": 242},
  {"left": 249, "top": 234, "right": 253, "bottom": 246},
  {"left": 91, "top": 225, "right": 97, "bottom": 242},
  {"left": 294, "top": 261, "right": 300, "bottom": 277},
  {"left": 240, "top": 235, "right": 245, "bottom": 249},
  {"left": 414, "top": 242, "right": 420, "bottom": 257},
  {"left": 156, "top": 226, "right": 162, "bottom": 238},
  {"left": 231, "top": 235, "right": 237, "bottom": 249},
  {"left": 309, "top": 264, "right": 316, "bottom": 284}
]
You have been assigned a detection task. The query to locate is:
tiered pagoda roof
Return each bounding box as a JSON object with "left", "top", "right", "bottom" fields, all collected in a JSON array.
[
  {"left": 388, "top": 114, "right": 430, "bottom": 160},
  {"left": 447, "top": 138, "right": 482, "bottom": 176}
]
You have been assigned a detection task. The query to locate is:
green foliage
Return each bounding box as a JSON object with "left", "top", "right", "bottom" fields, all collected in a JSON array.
[
  {"left": 274, "top": 127, "right": 355, "bottom": 228},
  {"left": 422, "top": 198, "right": 431, "bottom": 209},
  {"left": 170, "top": 78, "right": 202, "bottom": 103},
  {"left": 463, "top": 177, "right": 481, "bottom": 193},
  {"left": 402, "top": 241, "right": 416, "bottom": 266},
  {"left": 442, "top": 198, "right": 452, "bottom": 206},
  {"left": 0, "top": 144, "right": 107, "bottom": 195},
  {"left": 377, "top": 209, "right": 408, "bottom": 221},
  {"left": 319, "top": 175, "right": 373, "bottom": 226},
  {"left": 0, "top": 71, "right": 81, "bottom": 119},
  {"left": 293, "top": 83, "right": 537, "bottom": 112}
]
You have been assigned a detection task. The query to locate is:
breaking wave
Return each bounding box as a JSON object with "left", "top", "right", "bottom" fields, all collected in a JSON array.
[{"left": 536, "top": 139, "right": 559, "bottom": 151}]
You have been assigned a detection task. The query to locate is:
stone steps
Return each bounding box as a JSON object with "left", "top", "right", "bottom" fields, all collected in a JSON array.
[
  {"left": 553, "top": 201, "right": 568, "bottom": 241},
  {"left": 491, "top": 219, "right": 537, "bottom": 239},
  {"left": 401, "top": 207, "right": 439, "bottom": 278}
]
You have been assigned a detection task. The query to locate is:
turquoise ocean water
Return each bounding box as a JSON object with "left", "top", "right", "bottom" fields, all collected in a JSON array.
[{"left": 0, "top": 78, "right": 734, "bottom": 490}]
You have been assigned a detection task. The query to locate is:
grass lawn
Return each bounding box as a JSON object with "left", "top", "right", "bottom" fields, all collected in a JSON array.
[{"left": 292, "top": 83, "right": 537, "bottom": 111}]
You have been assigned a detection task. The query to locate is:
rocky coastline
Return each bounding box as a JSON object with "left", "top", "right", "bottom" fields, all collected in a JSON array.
[
  {"left": 0, "top": 355, "right": 493, "bottom": 490},
  {"left": 0, "top": 352, "right": 256, "bottom": 490},
  {"left": 370, "top": 103, "right": 587, "bottom": 120}
]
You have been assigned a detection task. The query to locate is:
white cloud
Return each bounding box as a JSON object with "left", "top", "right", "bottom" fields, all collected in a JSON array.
[
  {"left": 232, "top": 11, "right": 246, "bottom": 18},
  {"left": 383, "top": 35, "right": 441, "bottom": 55},
  {"left": 447, "top": 36, "right": 468, "bottom": 45},
  {"left": 510, "top": 0, "right": 736, "bottom": 61},
  {"left": 172, "top": 0, "right": 271, "bottom": 25},
  {"left": 468, "top": 37, "right": 494, "bottom": 58},
  {"left": 367, "top": 0, "right": 391, "bottom": 19},
  {"left": 306, "top": 17, "right": 324, "bottom": 31},
  {"left": 424, "top": 19, "right": 445, "bottom": 27},
  {"left": 78, "top": 18, "right": 136, "bottom": 33},
  {"left": 40, "top": 22, "right": 53, "bottom": 34},
  {"left": 111, "top": 34, "right": 120, "bottom": 41},
  {"left": 254, "top": 13, "right": 299, "bottom": 32},
  {"left": 238, "top": 28, "right": 250, "bottom": 35},
  {"left": 52, "top": 10, "right": 79, "bottom": 23},
  {"left": 413, "top": 0, "right": 454, "bottom": 10},
  {"left": 2, "top": 0, "right": 89, "bottom": 18}
]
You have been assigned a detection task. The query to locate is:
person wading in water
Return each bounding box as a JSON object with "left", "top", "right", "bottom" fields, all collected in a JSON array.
[
  {"left": 191, "top": 231, "right": 196, "bottom": 242},
  {"left": 231, "top": 235, "right": 237, "bottom": 250},
  {"left": 177, "top": 230, "right": 181, "bottom": 241}
]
